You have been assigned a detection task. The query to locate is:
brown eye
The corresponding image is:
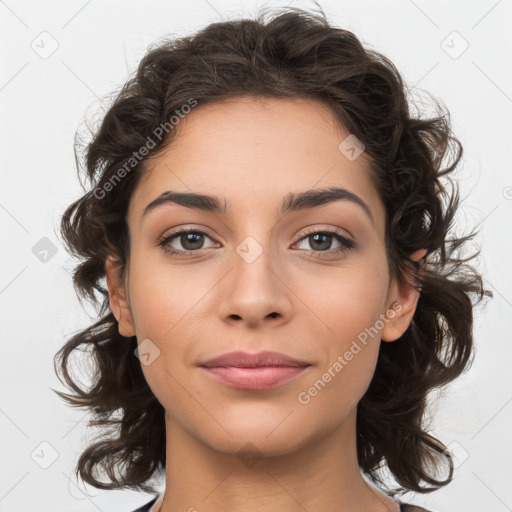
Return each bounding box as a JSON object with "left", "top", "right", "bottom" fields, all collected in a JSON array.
[
  {"left": 176, "top": 232, "right": 205, "bottom": 250},
  {"left": 295, "top": 229, "right": 356, "bottom": 258},
  {"left": 305, "top": 233, "right": 333, "bottom": 251},
  {"left": 158, "top": 228, "right": 216, "bottom": 256}
]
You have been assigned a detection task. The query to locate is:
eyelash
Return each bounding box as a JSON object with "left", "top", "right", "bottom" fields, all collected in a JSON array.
[{"left": 157, "top": 226, "right": 356, "bottom": 259}]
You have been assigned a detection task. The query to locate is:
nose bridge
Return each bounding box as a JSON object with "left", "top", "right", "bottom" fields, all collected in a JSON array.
[
  {"left": 217, "top": 229, "right": 292, "bottom": 327},
  {"left": 232, "top": 231, "right": 281, "bottom": 299}
]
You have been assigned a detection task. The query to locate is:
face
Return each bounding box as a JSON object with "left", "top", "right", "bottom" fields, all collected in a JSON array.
[{"left": 106, "top": 96, "right": 422, "bottom": 457}]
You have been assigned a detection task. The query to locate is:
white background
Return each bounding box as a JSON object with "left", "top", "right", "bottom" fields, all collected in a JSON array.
[{"left": 0, "top": 0, "right": 511, "bottom": 511}]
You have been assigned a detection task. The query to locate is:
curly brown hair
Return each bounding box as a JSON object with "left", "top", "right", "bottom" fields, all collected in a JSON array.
[{"left": 52, "top": 5, "right": 492, "bottom": 497}]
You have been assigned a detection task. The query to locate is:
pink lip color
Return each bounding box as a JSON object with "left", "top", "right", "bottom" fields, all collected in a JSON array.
[
  {"left": 202, "top": 365, "right": 309, "bottom": 390},
  {"left": 198, "top": 350, "right": 311, "bottom": 390}
]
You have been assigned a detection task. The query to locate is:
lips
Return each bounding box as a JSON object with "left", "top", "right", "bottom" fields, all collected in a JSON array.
[
  {"left": 199, "top": 350, "right": 310, "bottom": 369},
  {"left": 198, "top": 350, "right": 311, "bottom": 390}
]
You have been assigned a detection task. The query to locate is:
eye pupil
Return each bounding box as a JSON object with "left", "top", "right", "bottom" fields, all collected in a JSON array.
[
  {"left": 182, "top": 232, "right": 203, "bottom": 250},
  {"left": 310, "top": 233, "right": 331, "bottom": 251}
]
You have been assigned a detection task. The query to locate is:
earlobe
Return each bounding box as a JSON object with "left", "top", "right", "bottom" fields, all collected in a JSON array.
[
  {"left": 105, "top": 255, "right": 136, "bottom": 338},
  {"left": 381, "top": 248, "right": 427, "bottom": 342}
]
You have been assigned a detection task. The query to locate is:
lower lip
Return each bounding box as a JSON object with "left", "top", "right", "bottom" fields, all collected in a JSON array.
[{"left": 201, "top": 365, "right": 310, "bottom": 390}]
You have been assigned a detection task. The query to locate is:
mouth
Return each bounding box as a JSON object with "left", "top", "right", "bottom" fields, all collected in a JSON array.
[{"left": 198, "top": 350, "right": 312, "bottom": 390}]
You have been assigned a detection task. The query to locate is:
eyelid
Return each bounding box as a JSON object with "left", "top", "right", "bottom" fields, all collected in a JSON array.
[
  {"left": 157, "top": 224, "right": 215, "bottom": 241},
  {"left": 297, "top": 225, "right": 354, "bottom": 243},
  {"left": 156, "top": 226, "right": 217, "bottom": 249}
]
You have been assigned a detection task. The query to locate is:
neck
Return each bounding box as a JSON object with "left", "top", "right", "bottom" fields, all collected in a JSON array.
[{"left": 158, "top": 408, "right": 398, "bottom": 512}]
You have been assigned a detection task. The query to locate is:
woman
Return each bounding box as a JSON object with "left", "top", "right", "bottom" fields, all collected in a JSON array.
[{"left": 53, "top": 6, "right": 491, "bottom": 512}]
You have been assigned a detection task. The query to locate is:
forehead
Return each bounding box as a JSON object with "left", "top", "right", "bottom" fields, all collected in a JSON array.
[{"left": 127, "top": 96, "right": 385, "bottom": 234}]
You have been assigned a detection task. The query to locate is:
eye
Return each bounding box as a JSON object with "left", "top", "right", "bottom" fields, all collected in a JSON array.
[
  {"left": 157, "top": 226, "right": 356, "bottom": 259},
  {"left": 294, "top": 228, "right": 356, "bottom": 258},
  {"left": 157, "top": 227, "right": 217, "bottom": 256}
]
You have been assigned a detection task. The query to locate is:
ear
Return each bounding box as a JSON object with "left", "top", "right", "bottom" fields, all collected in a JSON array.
[
  {"left": 381, "top": 248, "right": 427, "bottom": 342},
  {"left": 105, "top": 255, "right": 136, "bottom": 338}
]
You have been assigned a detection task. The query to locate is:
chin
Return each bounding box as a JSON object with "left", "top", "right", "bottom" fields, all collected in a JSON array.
[{"left": 194, "top": 413, "right": 316, "bottom": 459}]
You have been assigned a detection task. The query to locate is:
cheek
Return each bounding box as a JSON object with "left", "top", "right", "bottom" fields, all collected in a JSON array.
[
  {"left": 127, "top": 251, "right": 208, "bottom": 341},
  {"left": 294, "top": 260, "right": 387, "bottom": 406},
  {"left": 293, "top": 302, "right": 383, "bottom": 438},
  {"left": 126, "top": 253, "right": 224, "bottom": 411},
  {"left": 296, "top": 256, "right": 388, "bottom": 345}
]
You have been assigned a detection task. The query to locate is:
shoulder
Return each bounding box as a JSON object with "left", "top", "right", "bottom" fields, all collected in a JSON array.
[
  {"left": 130, "top": 495, "right": 159, "bottom": 512},
  {"left": 400, "top": 503, "right": 435, "bottom": 512}
]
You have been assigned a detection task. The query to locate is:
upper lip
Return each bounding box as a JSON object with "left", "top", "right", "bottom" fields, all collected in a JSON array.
[{"left": 199, "top": 350, "right": 311, "bottom": 368}]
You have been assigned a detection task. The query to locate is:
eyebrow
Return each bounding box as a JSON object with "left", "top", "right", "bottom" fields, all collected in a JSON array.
[{"left": 141, "top": 186, "right": 374, "bottom": 225}]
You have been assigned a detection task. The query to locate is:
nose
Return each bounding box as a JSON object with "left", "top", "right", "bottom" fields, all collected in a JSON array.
[{"left": 217, "top": 238, "right": 293, "bottom": 329}]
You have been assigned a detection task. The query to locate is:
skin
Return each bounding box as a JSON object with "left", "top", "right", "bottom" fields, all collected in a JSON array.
[{"left": 105, "top": 96, "right": 426, "bottom": 512}]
